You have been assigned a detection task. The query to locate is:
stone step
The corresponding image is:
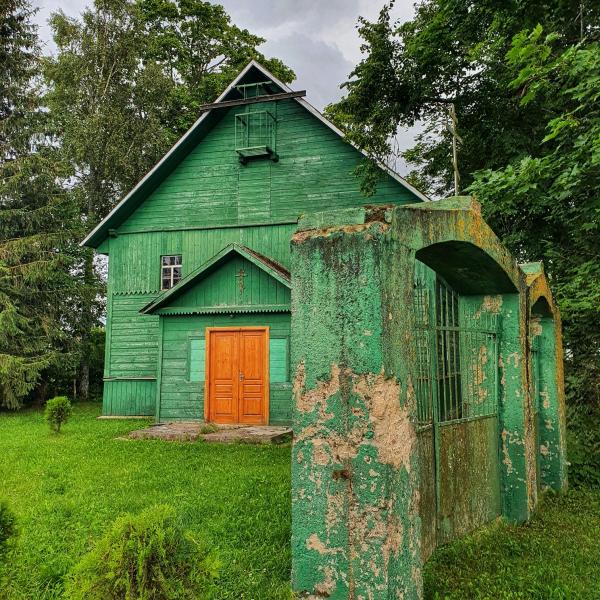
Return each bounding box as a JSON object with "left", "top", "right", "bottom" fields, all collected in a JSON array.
[{"left": 123, "top": 422, "right": 292, "bottom": 444}]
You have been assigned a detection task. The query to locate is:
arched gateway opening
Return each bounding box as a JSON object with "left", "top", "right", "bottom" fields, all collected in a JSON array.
[{"left": 413, "top": 242, "right": 518, "bottom": 558}]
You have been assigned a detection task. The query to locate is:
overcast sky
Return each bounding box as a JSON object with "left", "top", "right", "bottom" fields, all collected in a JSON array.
[{"left": 32, "top": 0, "right": 421, "bottom": 171}]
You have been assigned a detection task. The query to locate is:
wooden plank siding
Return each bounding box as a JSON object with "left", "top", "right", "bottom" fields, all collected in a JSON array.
[
  {"left": 103, "top": 379, "right": 156, "bottom": 416},
  {"left": 159, "top": 314, "right": 291, "bottom": 423},
  {"left": 108, "top": 224, "right": 296, "bottom": 294},
  {"left": 101, "top": 92, "right": 422, "bottom": 421},
  {"left": 117, "top": 99, "right": 417, "bottom": 234},
  {"left": 165, "top": 255, "right": 290, "bottom": 312}
]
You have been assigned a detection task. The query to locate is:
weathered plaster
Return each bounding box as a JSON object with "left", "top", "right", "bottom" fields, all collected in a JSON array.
[{"left": 290, "top": 199, "right": 567, "bottom": 599}]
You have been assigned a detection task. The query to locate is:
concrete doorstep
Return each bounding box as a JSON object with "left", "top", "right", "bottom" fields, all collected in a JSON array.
[{"left": 123, "top": 421, "right": 292, "bottom": 444}]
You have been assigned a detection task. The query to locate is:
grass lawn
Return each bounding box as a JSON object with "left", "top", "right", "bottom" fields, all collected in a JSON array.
[
  {"left": 0, "top": 404, "right": 291, "bottom": 599},
  {"left": 1, "top": 404, "right": 599, "bottom": 599}
]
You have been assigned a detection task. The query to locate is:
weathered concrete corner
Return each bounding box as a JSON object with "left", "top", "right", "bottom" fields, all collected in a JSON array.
[{"left": 291, "top": 216, "right": 422, "bottom": 599}]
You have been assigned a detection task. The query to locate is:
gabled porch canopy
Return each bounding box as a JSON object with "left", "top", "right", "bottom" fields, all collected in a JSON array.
[{"left": 141, "top": 244, "right": 291, "bottom": 316}]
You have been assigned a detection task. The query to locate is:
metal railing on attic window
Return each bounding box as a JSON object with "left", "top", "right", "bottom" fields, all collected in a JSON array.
[
  {"left": 234, "top": 110, "right": 278, "bottom": 164},
  {"left": 235, "top": 81, "right": 276, "bottom": 99}
]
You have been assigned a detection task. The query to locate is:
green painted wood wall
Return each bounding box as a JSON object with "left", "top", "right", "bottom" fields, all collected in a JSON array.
[
  {"left": 101, "top": 94, "right": 422, "bottom": 420},
  {"left": 158, "top": 313, "right": 291, "bottom": 423},
  {"left": 108, "top": 224, "right": 296, "bottom": 294},
  {"left": 103, "top": 379, "right": 156, "bottom": 416},
  {"left": 117, "top": 99, "right": 417, "bottom": 234}
]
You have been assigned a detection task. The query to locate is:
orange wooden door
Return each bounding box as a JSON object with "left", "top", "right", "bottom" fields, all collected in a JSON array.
[
  {"left": 239, "top": 330, "right": 267, "bottom": 424},
  {"left": 208, "top": 330, "right": 239, "bottom": 423},
  {"left": 207, "top": 328, "right": 268, "bottom": 425}
]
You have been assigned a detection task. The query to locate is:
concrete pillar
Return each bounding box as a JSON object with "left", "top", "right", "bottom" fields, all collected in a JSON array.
[
  {"left": 497, "top": 293, "right": 535, "bottom": 522},
  {"left": 536, "top": 315, "right": 568, "bottom": 491},
  {"left": 290, "top": 209, "right": 422, "bottom": 599}
]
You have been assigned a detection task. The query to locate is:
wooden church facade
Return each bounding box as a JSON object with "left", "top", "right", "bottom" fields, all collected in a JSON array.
[{"left": 83, "top": 61, "right": 426, "bottom": 424}]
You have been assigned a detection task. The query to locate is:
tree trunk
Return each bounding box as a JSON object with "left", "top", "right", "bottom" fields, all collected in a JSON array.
[
  {"left": 80, "top": 363, "right": 89, "bottom": 401},
  {"left": 34, "top": 380, "right": 48, "bottom": 407},
  {"left": 80, "top": 183, "right": 97, "bottom": 401}
]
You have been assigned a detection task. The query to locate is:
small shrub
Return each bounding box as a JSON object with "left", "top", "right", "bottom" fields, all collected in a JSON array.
[
  {"left": 199, "top": 423, "right": 219, "bottom": 435},
  {"left": 64, "top": 504, "right": 219, "bottom": 600},
  {"left": 0, "top": 500, "right": 18, "bottom": 560},
  {"left": 44, "top": 396, "right": 73, "bottom": 433}
]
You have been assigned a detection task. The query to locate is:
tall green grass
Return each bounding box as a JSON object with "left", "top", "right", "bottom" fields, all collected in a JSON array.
[
  {"left": 0, "top": 404, "right": 598, "bottom": 599},
  {"left": 0, "top": 405, "right": 291, "bottom": 599}
]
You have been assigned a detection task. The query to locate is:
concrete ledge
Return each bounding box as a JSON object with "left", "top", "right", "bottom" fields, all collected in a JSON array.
[{"left": 97, "top": 415, "right": 152, "bottom": 420}]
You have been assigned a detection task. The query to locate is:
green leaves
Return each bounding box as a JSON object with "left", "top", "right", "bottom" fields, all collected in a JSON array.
[
  {"left": 333, "top": 2, "right": 600, "bottom": 412},
  {"left": 470, "top": 34, "right": 600, "bottom": 409}
]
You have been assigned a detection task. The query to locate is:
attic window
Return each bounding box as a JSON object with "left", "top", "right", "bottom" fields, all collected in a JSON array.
[
  {"left": 161, "top": 255, "right": 182, "bottom": 290},
  {"left": 235, "top": 110, "right": 277, "bottom": 163}
]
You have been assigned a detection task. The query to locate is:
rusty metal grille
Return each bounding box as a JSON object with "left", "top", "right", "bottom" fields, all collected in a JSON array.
[
  {"left": 414, "top": 265, "right": 499, "bottom": 427},
  {"left": 414, "top": 275, "right": 435, "bottom": 426}
]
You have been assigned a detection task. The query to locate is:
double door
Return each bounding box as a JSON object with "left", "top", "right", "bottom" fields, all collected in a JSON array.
[{"left": 206, "top": 327, "right": 268, "bottom": 425}]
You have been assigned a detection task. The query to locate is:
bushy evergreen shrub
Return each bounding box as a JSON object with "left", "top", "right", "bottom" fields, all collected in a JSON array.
[
  {"left": 0, "top": 500, "right": 18, "bottom": 560},
  {"left": 44, "top": 396, "right": 72, "bottom": 433},
  {"left": 64, "top": 504, "right": 219, "bottom": 600}
]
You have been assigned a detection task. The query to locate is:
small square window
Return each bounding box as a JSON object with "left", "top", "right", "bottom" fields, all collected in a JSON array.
[{"left": 161, "top": 255, "right": 182, "bottom": 290}]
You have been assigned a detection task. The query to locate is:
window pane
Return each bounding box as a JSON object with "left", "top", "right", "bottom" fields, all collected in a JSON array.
[{"left": 161, "top": 256, "right": 182, "bottom": 289}]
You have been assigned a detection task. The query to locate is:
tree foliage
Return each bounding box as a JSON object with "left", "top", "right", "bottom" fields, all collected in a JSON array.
[
  {"left": 328, "top": 0, "right": 600, "bottom": 196},
  {"left": 0, "top": 0, "right": 292, "bottom": 407},
  {"left": 330, "top": 1, "right": 600, "bottom": 412},
  {"left": 45, "top": 0, "right": 295, "bottom": 222},
  {"left": 470, "top": 28, "right": 600, "bottom": 408},
  {"left": 0, "top": 0, "right": 82, "bottom": 409}
]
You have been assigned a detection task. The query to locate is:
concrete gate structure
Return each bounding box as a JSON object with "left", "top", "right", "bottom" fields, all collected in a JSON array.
[{"left": 290, "top": 197, "right": 567, "bottom": 599}]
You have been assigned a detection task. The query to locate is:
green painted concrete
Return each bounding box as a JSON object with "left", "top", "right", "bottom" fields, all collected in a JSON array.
[
  {"left": 527, "top": 262, "right": 568, "bottom": 492},
  {"left": 290, "top": 198, "right": 567, "bottom": 599},
  {"left": 291, "top": 216, "right": 422, "bottom": 598}
]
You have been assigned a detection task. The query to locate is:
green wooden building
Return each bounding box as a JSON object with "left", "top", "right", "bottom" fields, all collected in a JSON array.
[{"left": 82, "top": 60, "right": 427, "bottom": 424}]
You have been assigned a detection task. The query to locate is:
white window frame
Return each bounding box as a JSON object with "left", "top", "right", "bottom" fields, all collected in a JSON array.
[{"left": 161, "top": 255, "right": 182, "bottom": 290}]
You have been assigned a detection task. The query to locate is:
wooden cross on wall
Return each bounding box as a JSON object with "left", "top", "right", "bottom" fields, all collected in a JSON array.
[{"left": 236, "top": 268, "right": 246, "bottom": 295}]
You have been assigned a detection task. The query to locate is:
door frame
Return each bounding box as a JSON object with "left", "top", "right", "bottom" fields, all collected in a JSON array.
[{"left": 204, "top": 326, "right": 270, "bottom": 424}]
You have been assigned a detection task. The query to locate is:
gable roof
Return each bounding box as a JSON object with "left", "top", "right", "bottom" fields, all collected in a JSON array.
[
  {"left": 141, "top": 243, "right": 290, "bottom": 315},
  {"left": 82, "top": 60, "right": 429, "bottom": 249}
]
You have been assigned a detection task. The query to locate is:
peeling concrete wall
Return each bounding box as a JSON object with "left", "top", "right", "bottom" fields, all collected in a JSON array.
[
  {"left": 290, "top": 198, "right": 567, "bottom": 599},
  {"left": 524, "top": 262, "right": 568, "bottom": 492},
  {"left": 291, "top": 210, "right": 422, "bottom": 599},
  {"left": 496, "top": 292, "right": 537, "bottom": 520}
]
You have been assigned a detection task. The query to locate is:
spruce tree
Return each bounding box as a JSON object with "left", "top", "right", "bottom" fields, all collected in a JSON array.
[{"left": 0, "top": 0, "right": 81, "bottom": 408}]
